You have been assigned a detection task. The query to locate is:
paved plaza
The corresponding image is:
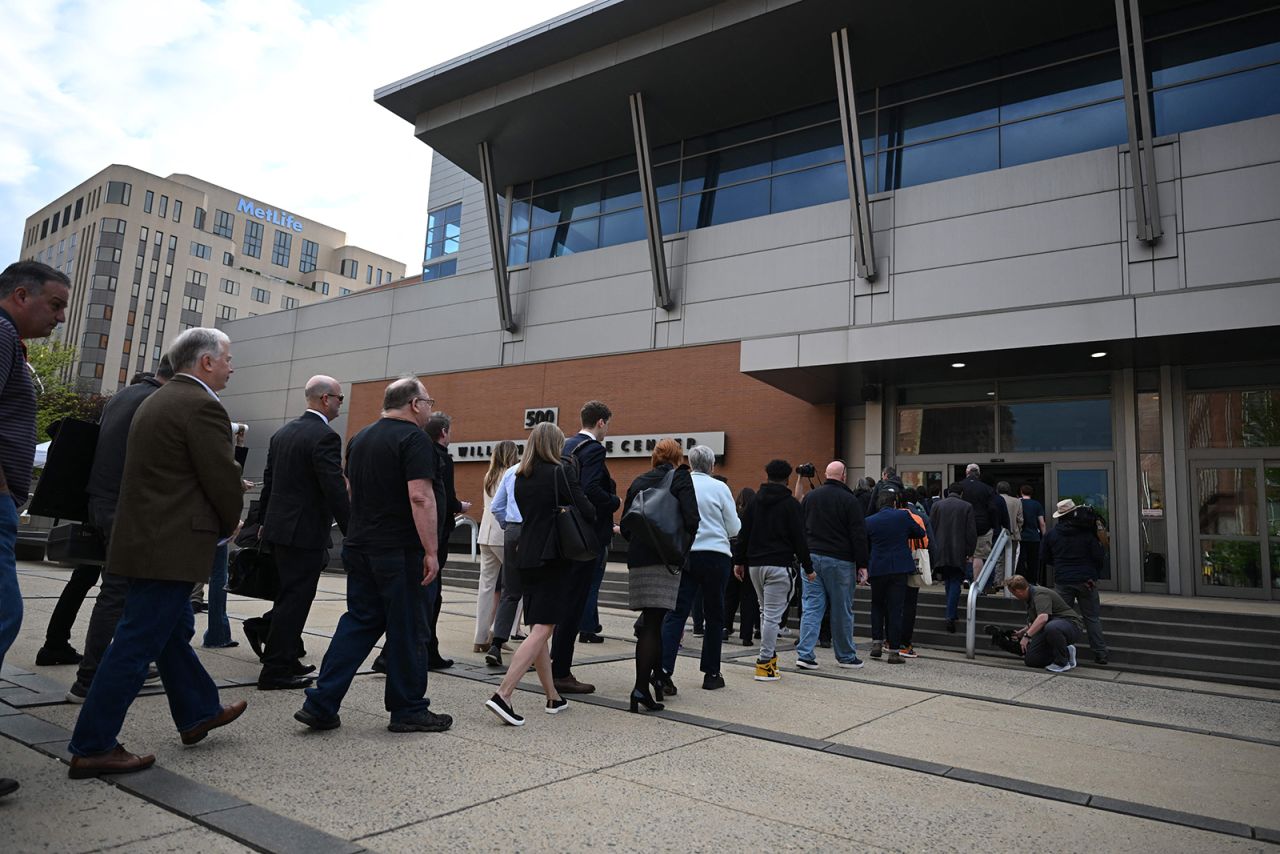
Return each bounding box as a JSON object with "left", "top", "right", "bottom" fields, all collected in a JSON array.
[{"left": 2, "top": 560, "right": 1279, "bottom": 853}]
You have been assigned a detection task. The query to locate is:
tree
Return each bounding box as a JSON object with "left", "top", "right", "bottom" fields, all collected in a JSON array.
[{"left": 26, "top": 341, "right": 109, "bottom": 441}]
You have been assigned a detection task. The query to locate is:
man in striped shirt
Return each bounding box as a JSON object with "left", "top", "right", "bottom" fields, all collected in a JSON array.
[{"left": 0, "top": 261, "right": 70, "bottom": 800}]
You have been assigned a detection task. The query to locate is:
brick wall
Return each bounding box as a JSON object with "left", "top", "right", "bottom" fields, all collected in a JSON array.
[{"left": 345, "top": 342, "right": 835, "bottom": 523}]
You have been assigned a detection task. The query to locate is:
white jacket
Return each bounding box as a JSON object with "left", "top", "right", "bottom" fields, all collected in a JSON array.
[{"left": 689, "top": 471, "right": 741, "bottom": 556}]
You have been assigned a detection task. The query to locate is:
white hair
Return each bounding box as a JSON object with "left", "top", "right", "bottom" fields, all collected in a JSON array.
[
  {"left": 168, "top": 327, "right": 230, "bottom": 373},
  {"left": 688, "top": 445, "right": 715, "bottom": 474},
  {"left": 966, "top": 463, "right": 981, "bottom": 476}
]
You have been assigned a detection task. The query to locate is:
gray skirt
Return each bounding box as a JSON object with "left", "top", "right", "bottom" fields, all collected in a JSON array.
[{"left": 629, "top": 563, "right": 679, "bottom": 610}]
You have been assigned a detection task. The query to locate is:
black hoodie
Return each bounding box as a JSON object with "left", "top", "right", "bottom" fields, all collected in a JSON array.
[{"left": 734, "top": 481, "right": 812, "bottom": 572}]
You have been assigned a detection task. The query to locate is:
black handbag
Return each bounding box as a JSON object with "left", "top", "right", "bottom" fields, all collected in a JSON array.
[
  {"left": 227, "top": 545, "right": 279, "bottom": 600},
  {"left": 621, "top": 467, "right": 690, "bottom": 574},
  {"left": 553, "top": 464, "right": 598, "bottom": 562},
  {"left": 45, "top": 522, "right": 107, "bottom": 565}
]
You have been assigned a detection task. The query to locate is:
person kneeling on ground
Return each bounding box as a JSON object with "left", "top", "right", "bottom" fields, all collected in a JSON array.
[{"left": 1006, "top": 574, "right": 1082, "bottom": 673}]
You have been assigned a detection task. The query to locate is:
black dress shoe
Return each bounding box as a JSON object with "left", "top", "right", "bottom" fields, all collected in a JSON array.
[
  {"left": 428, "top": 657, "right": 454, "bottom": 671},
  {"left": 257, "top": 675, "right": 314, "bottom": 691},
  {"left": 191, "top": 602, "right": 207, "bottom": 613},
  {"left": 36, "top": 643, "right": 83, "bottom": 666},
  {"left": 371, "top": 654, "right": 387, "bottom": 674},
  {"left": 578, "top": 632, "right": 604, "bottom": 644},
  {"left": 291, "top": 662, "right": 316, "bottom": 676},
  {"left": 242, "top": 620, "right": 265, "bottom": 659}
]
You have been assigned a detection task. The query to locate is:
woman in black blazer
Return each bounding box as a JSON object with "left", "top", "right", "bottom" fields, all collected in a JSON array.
[{"left": 485, "top": 423, "right": 594, "bottom": 727}]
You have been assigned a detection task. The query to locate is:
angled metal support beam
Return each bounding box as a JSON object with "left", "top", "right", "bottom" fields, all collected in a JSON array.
[
  {"left": 832, "top": 28, "right": 876, "bottom": 281},
  {"left": 1115, "top": 0, "right": 1163, "bottom": 243},
  {"left": 628, "top": 92, "right": 673, "bottom": 310},
  {"left": 478, "top": 140, "right": 517, "bottom": 332}
]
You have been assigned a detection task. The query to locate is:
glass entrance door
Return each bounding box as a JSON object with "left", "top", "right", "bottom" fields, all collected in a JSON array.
[
  {"left": 1050, "top": 463, "right": 1115, "bottom": 588},
  {"left": 1191, "top": 461, "right": 1277, "bottom": 598}
]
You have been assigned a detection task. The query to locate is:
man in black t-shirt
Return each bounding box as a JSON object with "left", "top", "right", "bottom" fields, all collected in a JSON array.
[{"left": 296, "top": 377, "right": 453, "bottom": 734}]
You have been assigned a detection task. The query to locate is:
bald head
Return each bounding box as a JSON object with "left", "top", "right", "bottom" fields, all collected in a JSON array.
[
  {"left": 825, "top": 461, "right": 846, "bottom": 482},
  {"left": 305, "top": 375, "right": 343, "bottom": 421}
]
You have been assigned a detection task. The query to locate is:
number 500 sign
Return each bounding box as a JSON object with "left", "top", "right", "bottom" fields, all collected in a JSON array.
[{"left": 523, "top": 407, "right": 558, "bottom": 429}]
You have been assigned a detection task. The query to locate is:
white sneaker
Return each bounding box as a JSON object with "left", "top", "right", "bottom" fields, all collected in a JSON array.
[
  {"left": 778, "top": 627, "right": 795, "bottom": 638},
  {"left": 1046, "top": 662, "right": 1069, "bottom": 673},
  {"left": 1067, "top": 644, "right": 1077, "bottom": 669}
]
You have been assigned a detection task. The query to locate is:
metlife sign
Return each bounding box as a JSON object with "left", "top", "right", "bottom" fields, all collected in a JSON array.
[{"left": 237, "top": 198, "right": 304, "bottom": 232}]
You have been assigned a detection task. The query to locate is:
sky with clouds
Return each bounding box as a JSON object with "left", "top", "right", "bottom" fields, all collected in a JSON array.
[{"left": 0, "top": 0, "right": 584, "bottom": 271}]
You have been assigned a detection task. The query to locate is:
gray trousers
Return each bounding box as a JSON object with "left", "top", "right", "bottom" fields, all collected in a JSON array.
[
  {"left": 1024, "top": 617, "right": 1081, "bottom": 668},
  {"left": 491, "top": 524, "right": 523, "bottom": 642},
  {"left": 749, "top": 565, "right": 796, "bottom": 661},
  {"left": 73, "top": 498, "right": 123, "bottom": 692},
  {"left": 1055, "top": 581, "right": 1109, "bottom": 656}
]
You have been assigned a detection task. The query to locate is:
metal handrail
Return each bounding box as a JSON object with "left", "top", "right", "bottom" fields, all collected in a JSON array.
[
  {"left": 965, "top": 528, "right": 1013, "bottom": 659},
  {"left": 454, "top": 515, "right": 478, "bottom": 561}
]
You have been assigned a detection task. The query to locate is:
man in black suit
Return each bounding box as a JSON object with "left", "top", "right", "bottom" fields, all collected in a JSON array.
[
  {"left": 254, "top": 376, "right": 351, "bottom": 690},
  {"left": 424, "top": 413, "right": 469, "bottom": 671},
  {"left": 553, "top": 400, "right": 620, "bottom": 695}
]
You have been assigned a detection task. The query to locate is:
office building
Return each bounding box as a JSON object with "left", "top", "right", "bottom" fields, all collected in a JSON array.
[
  {"left": 19, "top": 165, "right": 406, "bottom": 392},
  {"left": 223, "top": 0, "right": 1280, "bottom": 603}
]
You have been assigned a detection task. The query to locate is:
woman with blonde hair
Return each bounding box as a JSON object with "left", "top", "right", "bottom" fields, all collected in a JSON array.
[
  {"left": 474, "top": 440, "right": 521, "bottom": 652},
  {"left": 485, "top": 423, "right": 594, "bottom": 726},
  {"left": 619, "top": 439, "right": 700, "bottom": 712}
]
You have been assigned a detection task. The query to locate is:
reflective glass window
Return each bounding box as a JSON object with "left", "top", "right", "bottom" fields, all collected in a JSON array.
[
  {"left": 1147, "top": 10, "right": 1280, "bottom": 88},
  {"left": 511, "top": 200, "right": 531, "bottom": 233},
  {"left": 1197, "top": 468, "right": 1259, "bottom": 536},
  {"left": 772, "top": 123, "right": 844, "bottom": 172},
  {"left": 681, "top": 140, "right": 771, "bottom": 193},
  {"left": 882, "top": 129, "right": 999, "bottom": 190},
  {"left": 1186, "top": 389, "right": 1280, "bottom": 448},
  {"left": 532, "top": 183, "right": 601, "bottom": 223},
  {"left": 601, "top": 174, "right": 641, "bottom": 212},
  {"left": 770, "top": 162, "right": 846, "bottom": 214},
  {"left": 600, "top": 208, "right": 646, "bottom": 247},
  {"left": 880, "top": 84, "right": 998, "bottom": 147},
  {"left": 1001, "top": 100, "right": 1127, "bottom": 168},
  {"left": 1153, "top": 64, "right": 1280, "bottom": 136},
  {"left": 508, "top": 233, "right": 529, "bottom": 266},
  {"left": 1000, "top": 54, "right": 1122, "bottom": 122},
  {"left": 681, "top": 179, "right": 770, "bottom": 231},
  {"left": 896, "top": 405, "right": 996, "bottom": 455},
  {"left": 1000, "top": 399, "right": 1113, "bottom": 451}
]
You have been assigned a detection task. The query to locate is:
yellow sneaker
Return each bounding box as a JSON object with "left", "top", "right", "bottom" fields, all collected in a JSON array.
[{"left": 754, "top": 658, "right": 781, "bottom": 682}]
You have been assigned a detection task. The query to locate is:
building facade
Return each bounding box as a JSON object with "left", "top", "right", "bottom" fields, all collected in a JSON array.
[
  {"left": 223, "top": 0, "right": 1280, "bottom": 601},
  {"left": 19, "top": 165, "right": 406, "bottom": 392}
]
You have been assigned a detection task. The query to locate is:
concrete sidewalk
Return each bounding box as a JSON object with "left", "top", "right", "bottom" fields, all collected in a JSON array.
[{"left": 3, "top": 562, "right": 1278, "bottom": 852}]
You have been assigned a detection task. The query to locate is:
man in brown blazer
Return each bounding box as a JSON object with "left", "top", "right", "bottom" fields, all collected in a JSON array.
[{"left": 67, "top": 327, "right": 248, "bottom": 778}]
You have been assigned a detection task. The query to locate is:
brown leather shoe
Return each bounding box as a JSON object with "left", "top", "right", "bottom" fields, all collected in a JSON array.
[
  {"left": 69, "top": 745, "right": 156, "bottom": 779},
  {"left": 180, "top": 700, "right": 248, "bottom": 745},
  {"left": 553, "top": 675, "right": 595, "bottom": 694}
]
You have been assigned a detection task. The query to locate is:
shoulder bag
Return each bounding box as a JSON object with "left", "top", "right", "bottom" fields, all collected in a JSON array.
[
  {"left": 553, "top": 464, "right": 599, "bottom": 562},
  {"left": 621, "top": 468, "right": 690, "bottom": 574}
]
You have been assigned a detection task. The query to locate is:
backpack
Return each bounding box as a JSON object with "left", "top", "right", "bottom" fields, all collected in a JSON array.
[{"left": 621, "top": 468, "right": 689, "bottom": 574}]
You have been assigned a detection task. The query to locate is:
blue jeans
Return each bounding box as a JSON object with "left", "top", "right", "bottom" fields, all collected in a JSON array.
[
  {"left": 303, "top": 547, "right": 430, "bottom": 723},
  {"left": 577, "top": 546, "right": 609, "bottom": 634},
  {"left": 0, "top": 496, "right": 20, "bottom": 673},
  {"left": 797, "top": 554, "right": 858, "bottom": 663},
  {"left": 69, "top": 579, "right": 222, "bottom": 756},
  {"left": 660, "top": 551, "right": 730, "bottom": 676},
  {"left": 202, "top": 544, "right": 231, "bottom": 647}
]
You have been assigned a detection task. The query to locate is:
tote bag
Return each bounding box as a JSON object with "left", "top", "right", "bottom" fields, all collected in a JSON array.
[
  {"left": 621, "top": 468, "right": 689, "bottom": 574},
  {"left": 553, "top": 464, "right": 598, "bottom": 562}
]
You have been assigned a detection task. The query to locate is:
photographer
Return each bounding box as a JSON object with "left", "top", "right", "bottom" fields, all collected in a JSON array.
[{"left": 1044, "top": 499, "right": 1110, "bottom": 665}]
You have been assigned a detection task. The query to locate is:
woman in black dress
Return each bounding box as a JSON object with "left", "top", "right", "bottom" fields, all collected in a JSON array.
[{"left": 485, "top": 423, "right": 594, "bottom": 726}]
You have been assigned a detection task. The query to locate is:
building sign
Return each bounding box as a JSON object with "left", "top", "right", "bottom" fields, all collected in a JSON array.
[
  {"left": 523, "top": 407, "right": 558, "bottom": 429},
  {"left": 453, "top": 431, "right": 727, "bottom": 462},
  {"left": 236, "top": 198, "right": 304, "bottom": 232}
]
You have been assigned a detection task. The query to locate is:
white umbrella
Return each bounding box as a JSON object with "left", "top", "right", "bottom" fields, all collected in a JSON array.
[{"left": 34, "top": 441, "right": 50, "bottom": 468}]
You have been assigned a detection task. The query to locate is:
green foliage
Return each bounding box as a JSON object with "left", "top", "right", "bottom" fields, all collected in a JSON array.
[{"left": 26, "top": 341, "right": 109, "bottom": 442}]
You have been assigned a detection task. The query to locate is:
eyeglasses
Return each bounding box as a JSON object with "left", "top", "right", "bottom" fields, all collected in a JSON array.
[
  {"left": 323, "top": 392, "right": 345, "bottom": 402},
  {"left": 414, "top": 396, "right": 436, "bottom": 408}
]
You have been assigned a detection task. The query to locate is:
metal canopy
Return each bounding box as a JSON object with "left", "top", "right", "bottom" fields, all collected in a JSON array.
[{"left": 377, "top": 0, "right": 1138, "bottom": 189}]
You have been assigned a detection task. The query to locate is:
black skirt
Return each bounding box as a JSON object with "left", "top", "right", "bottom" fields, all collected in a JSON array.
[{"left": 521, "top": 558, "right": 572, "bottom": 626}]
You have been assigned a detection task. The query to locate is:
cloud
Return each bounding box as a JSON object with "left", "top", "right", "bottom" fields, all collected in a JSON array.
[{"left": 0, "top": 0, "right": 584, "bottom": 271}]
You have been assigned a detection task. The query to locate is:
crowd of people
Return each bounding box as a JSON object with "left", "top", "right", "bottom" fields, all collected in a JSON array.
[{"left": 0, "top": 260, "right": 1113, "bottom": 795}]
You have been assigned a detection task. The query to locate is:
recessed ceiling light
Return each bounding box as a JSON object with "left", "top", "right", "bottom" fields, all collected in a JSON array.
[
  {"left": 951, "top": 362, "right": 966, "bottom": 368},
  {"left": 1091, "top": 351, "right": 1107, "bottom": 358}
]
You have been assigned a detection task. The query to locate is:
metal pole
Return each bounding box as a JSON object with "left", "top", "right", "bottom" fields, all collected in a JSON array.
[
  {"left": 831, "top": 28, "right": 877, "bottom": 280},
  {"left": 628, "top": 92, "right": 673, "bottom": 310},
  {"left": 478, "top": 141, "right": 517, "bottom": 332}
]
